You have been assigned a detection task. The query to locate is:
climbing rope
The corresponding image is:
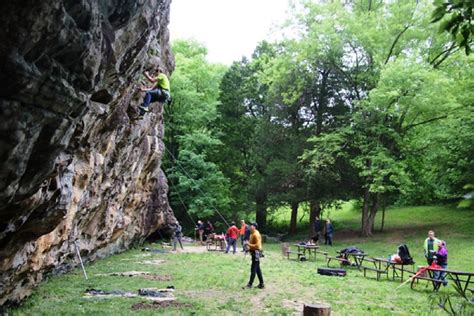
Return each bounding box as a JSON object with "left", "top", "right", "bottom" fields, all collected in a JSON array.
[
  {"left": 163, "top": 144, "right": 231, "bottom": 227},
  {"left": 170, "top": 178, "right": 197, "bottom": 226}
]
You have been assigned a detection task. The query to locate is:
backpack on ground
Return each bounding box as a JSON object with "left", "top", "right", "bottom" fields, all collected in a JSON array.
[{"left": 397, "top": 244, "right": 414, "bottom": 264}]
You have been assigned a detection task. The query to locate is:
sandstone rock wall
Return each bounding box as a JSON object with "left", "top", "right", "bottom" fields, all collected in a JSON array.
[{"left": 0, "top": 0, "right": 176, "bottom": 305}]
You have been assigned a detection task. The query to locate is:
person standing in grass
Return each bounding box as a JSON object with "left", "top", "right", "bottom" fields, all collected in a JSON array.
[
  {"left": 239, "top": 220, "right": 249, "bottom": 252},
  {"left": 196, "top": 220, "right": 205, "bottom": 245},
  {"left": 172, "top": 222, "right": 184, "bottom": 251},
  {"left": 243, "top": 223, "right": 264, "bottom": 289},
  {"left": 324, "top": 219, "right": 334, "bottom": 246},
  {"left": 434, "top": 240, "right": 448, "bottom": 286},
  {"left": 423, "top": 230, "right": 440, "bottom": 265},
  {"left": 225, "top": 222, "right": 239, "bottom": 254}
]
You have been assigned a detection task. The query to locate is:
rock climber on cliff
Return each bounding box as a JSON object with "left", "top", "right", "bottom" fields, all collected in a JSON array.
[{"left": 138, "top": 66, "right": 171, "bottom": 118}]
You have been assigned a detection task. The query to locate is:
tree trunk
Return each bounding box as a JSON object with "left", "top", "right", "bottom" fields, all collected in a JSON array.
[
  {"left": 368, "top": 199, "right": 378, "bottom": 235},
  {"left": 309, "top": 200, "right": 321, "bottom": 237},
  {"left": 361, "top": 188, "right": 371, "bottom": 236},
  {"left": 255, "top": 191, "right": 267, "bottom": 232},
  {"left": 303, "top": 303, "right": 331, "bottom": 316},
  {"left": 380, "top": 196, "right": 386, "bottom": 232},
  {"left": 289, "top": 201, "right": 299, "bottom": 235},
  {"left": 362, "top": 192, "right": 380, "bottom": 237}
]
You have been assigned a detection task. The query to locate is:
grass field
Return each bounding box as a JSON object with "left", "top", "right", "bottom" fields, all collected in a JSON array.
[{"left": 8, "top": 204, "right": 474, "bottom": 315}]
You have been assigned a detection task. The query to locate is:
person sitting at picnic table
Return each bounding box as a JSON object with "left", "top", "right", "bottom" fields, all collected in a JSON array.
[
  {"left": 434, "top": 240, "right": 448, "bottom": 286},
  {"left": 423, "top": 230, "right": 440, "bottom": 265}
]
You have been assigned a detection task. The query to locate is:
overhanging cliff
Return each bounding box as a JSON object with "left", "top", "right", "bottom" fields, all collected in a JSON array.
[{"left": 0, "top": 0, "right": 176, "bottom": 305}]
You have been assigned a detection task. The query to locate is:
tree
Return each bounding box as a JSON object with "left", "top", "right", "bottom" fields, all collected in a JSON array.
[
  {"left": 216, "top": 42, "right": 277, "bottom": 230},
  {"left": 431, "top": 0, "right": 473, "bottom": 55},
  {"left": 295, "top": 0, "right": 468, "bottom": 236},
  {"left": 164, "top": 40, "right": 230, "bottom": 224}
]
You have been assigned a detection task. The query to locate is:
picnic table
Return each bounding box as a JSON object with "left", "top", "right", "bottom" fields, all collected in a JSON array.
[
  {"left": 327, "top": 251, "right": 366, "bottom": 270},
  {"left": 206, "top": 235, "right": 226, "bottom": 251},
  {"left": 368, "top": 257, "right": 414, "bottom": 282},
  {"left": 411, "top": 267, "right": 474, "bottom": 298},
  {"left": 294, "top": 244, "right": 320, "bottom": 261}
]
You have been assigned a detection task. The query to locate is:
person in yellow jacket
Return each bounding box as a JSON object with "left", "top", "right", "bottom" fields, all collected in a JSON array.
[
  {"left": 243, "top": 223, "right": 264, "bottom": 289},
  {"left": 423, "top": 230, "right": 440, "bottom": 265},
  {"left": 138, "top": 67, "right": 171, "bottom": 117}
]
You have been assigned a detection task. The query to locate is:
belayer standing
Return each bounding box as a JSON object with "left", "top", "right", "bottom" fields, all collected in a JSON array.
[
  {"left": 243, "top": 223, "right": 264, "bottom": 289},
  {"left": 172, "top": 222, "right": 184, "bottom": 251},
  {"left": 138, "top": 67, "right": 171, "bottom": 117}
]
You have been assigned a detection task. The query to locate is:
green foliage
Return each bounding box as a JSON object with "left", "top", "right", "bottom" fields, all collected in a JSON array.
[
  {"left": 167, "top": 0, "right": 473, "bottom": 235},
  {"left": 165, "top": 40, "right": 230, "bottom": 220},
  {"left": 431, "top": 0, "right": 473, "bottom": 55}
]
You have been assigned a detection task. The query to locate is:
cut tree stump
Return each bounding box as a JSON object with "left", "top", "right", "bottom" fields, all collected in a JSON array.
[{"left": 303, "top": 303, "right": 331, "bottom": 316}]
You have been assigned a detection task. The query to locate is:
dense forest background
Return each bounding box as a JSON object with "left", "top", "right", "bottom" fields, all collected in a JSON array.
[{"left": 163, "top": 0, "right": 473, "bottom": 237}]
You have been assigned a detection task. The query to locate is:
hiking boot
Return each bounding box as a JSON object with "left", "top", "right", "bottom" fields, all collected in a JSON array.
[
  {"left": 257, "top": 284, "right": 265, "bottom": 289},
  {"left": 242, "top": 284, "right": 252, "bottom": 289}
]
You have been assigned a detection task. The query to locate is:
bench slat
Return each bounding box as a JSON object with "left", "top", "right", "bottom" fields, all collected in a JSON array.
[{"left": 363, "top": 267, "right": 388, "bottom": 273}]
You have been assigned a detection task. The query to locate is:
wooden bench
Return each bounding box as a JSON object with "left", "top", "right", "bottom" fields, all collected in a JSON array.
[
  {"left": 411, "top": 276, "right": 445, "bottom": 291},
  {"left": 327, "top": 256, "right": 349, "bottom": 267},
  {"left": 282, "top": 243, "right": 305, "bottom": 260},
  {"left": 287, "top": 250, "right": 305, "bottom": 260},
  {"left": 315, "top": 250, "right": 328, "bottom": 260},
  {"left": 363, "top": 266, "right": 389, "bottom": 281}
]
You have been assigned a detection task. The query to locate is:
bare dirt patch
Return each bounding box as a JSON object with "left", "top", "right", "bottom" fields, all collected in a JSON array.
[
  {"left": 132, "top": 301, "right": 193, "bottom": 310},
  {"left": 173, "top": 245, "right": 210, "bottom": 253},
  {"left": 182, "top": 289, "right": 228, "bottom": 300},
  {"left": 141, "top": 259, "right": 165, "bottom": 265},
  {"left": 282, "top": 299, "right": 304, "bottom": 313},
  {"left": 95, "top": 271, "right": 173, "bottom": 281}
]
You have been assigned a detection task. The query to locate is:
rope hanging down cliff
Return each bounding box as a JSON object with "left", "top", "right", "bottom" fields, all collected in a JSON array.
[{"left": 163, "top": 145, "right": 231, "bottom": 227}]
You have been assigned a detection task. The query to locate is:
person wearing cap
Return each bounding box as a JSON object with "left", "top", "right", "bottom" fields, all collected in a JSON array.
[{"left": 243, "top": 222, "right": 264, "bottom": 289}]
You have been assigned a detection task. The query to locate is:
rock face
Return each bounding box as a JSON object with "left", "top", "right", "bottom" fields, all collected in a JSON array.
[{"left": 0, "top": 0, "right": 176, "bottom": 305}]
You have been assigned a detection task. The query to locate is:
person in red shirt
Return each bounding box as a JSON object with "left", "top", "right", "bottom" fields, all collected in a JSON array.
[{"left": 225, "top": 222, "right": 240, "bottom": 254}]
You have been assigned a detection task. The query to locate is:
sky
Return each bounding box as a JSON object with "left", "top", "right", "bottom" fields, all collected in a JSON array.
[{"left": 169, "top": 0, "right": 290, "bottom": 65}]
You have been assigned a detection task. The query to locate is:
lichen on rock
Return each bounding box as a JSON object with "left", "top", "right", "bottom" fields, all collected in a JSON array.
[{"left": 0, "top": 0, "right": 176, "bottom": 305}]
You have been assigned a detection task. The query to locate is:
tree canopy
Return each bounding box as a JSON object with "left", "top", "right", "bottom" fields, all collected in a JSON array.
[{"left": 166, "top": 0, "right": 473, "bottom": 236}]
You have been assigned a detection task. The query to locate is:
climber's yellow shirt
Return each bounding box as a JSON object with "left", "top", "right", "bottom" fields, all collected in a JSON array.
[{"left": 156, "top": 73, "right": 170, "bottom": 91}]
